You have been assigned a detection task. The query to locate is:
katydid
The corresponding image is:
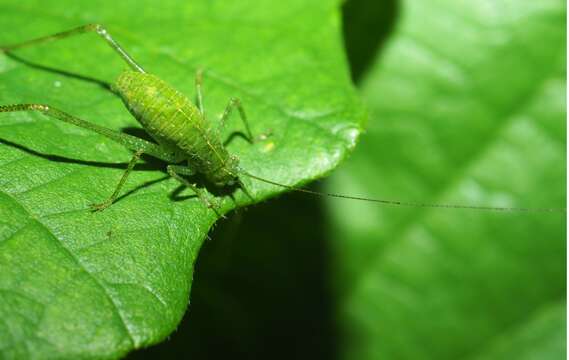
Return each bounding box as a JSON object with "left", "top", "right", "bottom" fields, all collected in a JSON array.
[{"left": 0, "top": 24, "right": 564, "bottom": 215}]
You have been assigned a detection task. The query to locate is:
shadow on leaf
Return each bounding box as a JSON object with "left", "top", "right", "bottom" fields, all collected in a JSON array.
[{"left": 129, "top": 190, "right": 337, "bottom": 360}]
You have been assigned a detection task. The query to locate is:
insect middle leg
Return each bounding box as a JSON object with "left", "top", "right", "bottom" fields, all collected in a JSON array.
[
  {"left": 90, "top": 149, "right": 145, "bottom": 211},
  {"left": 166, "top": 165, "right": 224, "bottom": 218},
  {"left": 0, "top": 24, "right": 145, "bottom": 73}
]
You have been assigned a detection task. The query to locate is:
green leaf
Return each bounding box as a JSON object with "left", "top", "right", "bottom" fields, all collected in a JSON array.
[
  {"left": 0, "top": 1, "right": 364, "bottom": 358},
  {"left": 326, "top": 0, "right": 566, "bottom": 359},
  {"left": 472, "top": 303, "right": 566, "bottom": 360}
]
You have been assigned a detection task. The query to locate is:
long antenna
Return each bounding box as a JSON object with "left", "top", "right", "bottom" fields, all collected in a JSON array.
[{"left": 240, "top": 171, "right": 566, "bottom": 213}]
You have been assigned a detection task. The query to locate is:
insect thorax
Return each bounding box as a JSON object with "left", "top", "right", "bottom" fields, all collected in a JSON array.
[{"left": 113, "top": 71, "right": 238, "bottom": 186}]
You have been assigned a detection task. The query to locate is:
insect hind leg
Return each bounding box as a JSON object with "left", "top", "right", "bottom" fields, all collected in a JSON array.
[
  {"left": 0, "top": 24, "right": 145, "bottom": 73},
  {"left": 0, "top": 104, "right": 181, "bottom": 162}
]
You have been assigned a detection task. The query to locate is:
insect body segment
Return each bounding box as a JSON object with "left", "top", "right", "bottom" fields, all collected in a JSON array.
[{"left": 114, "top": 71, "right": 240, "bottom": 187}]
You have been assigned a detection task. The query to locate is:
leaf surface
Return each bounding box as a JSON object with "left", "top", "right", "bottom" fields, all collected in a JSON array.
[{"left": 0, "top": 1, "right": 364, "bottom": 358}]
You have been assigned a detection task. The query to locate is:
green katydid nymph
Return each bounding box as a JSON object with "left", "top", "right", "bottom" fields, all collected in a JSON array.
[{"left": 0, "top": 24, "right": 564, "bottom": 215}]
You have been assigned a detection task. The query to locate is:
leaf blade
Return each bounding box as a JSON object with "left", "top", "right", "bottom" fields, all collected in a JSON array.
[{"left": 0, "top": 1, "right": 365, "bottom": 358}]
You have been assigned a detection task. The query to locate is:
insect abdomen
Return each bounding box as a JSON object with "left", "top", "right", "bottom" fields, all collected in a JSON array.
[
  {"left": 114, "top": 71, "right": 202, "bottom": 143},
  {"left": 113, "top": 71, "right": 232, "bottom": 180}
]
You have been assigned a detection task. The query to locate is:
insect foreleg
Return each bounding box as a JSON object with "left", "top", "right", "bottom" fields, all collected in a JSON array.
[
  {"left": 0, "top": 24, "right": 145, "bottom": 73},
  {"left": 90, "top": 149, "right": 144, "bottom": 211},
  {"left": 166, "top": 165, "right": 224, "bottom": 218},
  {"left": 0, "top": 104, "right": 180, "bottom": 162},
  {"left": 218, "top": 98, "right": 254, "bottom": 143},
  {"left": 195, "top": 69, "right": 205, "bottom": 114}
]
